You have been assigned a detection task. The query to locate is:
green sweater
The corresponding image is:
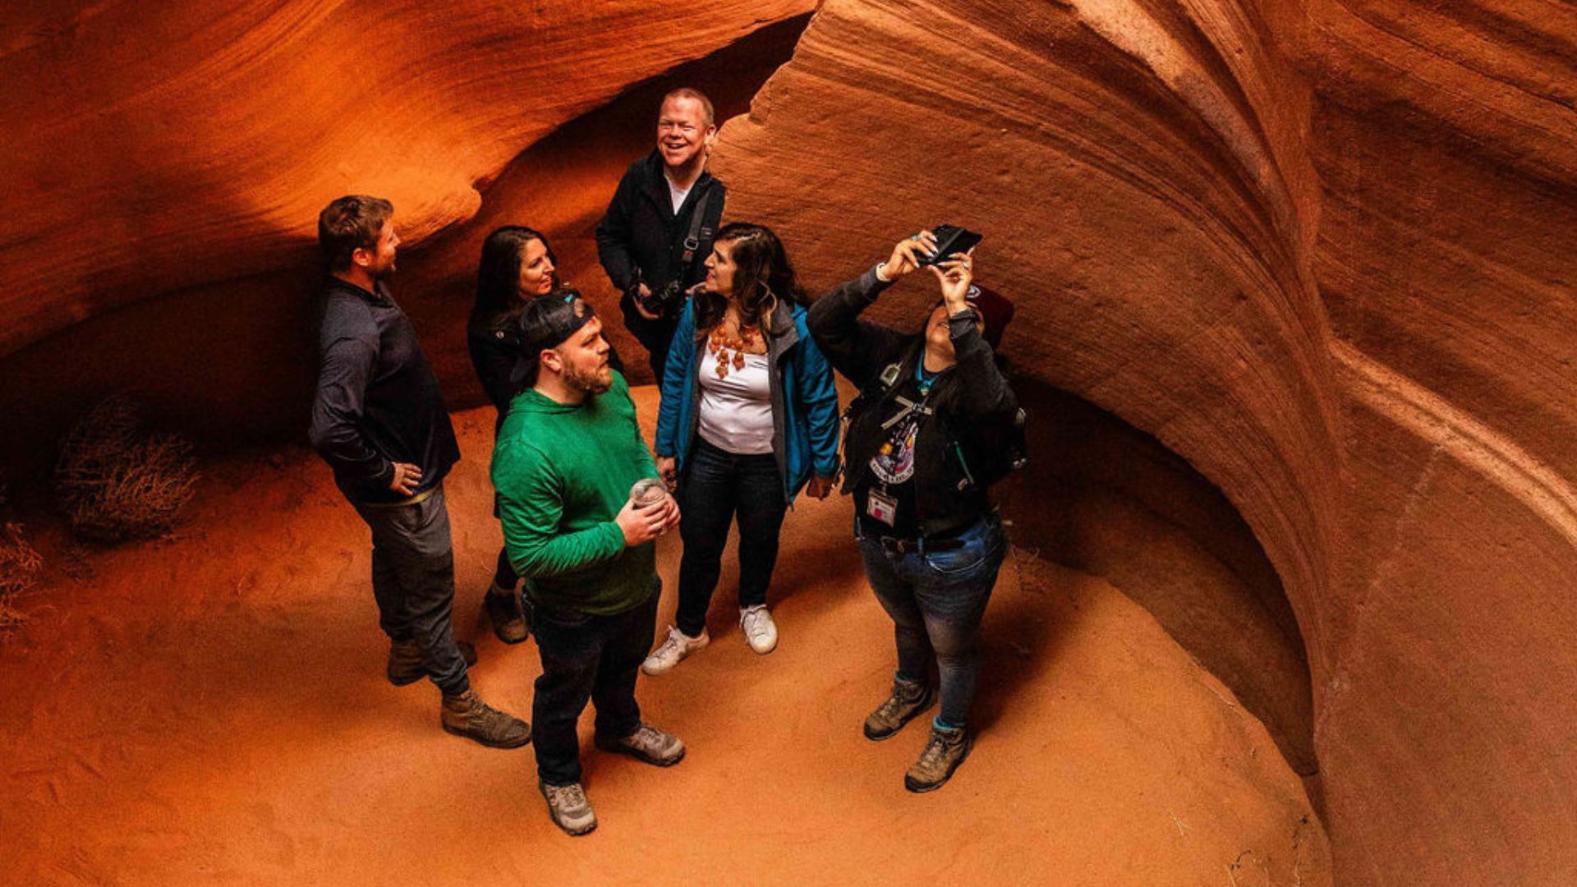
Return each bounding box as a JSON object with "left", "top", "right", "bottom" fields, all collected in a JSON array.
[{"left": 491, "top": 372, "right": 659, "bottom": 615}]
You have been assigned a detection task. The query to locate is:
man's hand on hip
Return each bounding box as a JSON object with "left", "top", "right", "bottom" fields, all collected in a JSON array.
[{"left": 389, "top": 462, "right": 422, "bottom": 496}]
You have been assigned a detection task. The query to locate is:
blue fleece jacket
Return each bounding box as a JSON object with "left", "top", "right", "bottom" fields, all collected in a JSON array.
[{"left": 655, "top": 298, "right": 840, "bottom": 502}]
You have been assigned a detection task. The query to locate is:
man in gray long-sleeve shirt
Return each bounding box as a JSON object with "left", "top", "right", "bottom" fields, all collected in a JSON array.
[{"left": 309, "top": 194, "right": 528, "bottom": 748}]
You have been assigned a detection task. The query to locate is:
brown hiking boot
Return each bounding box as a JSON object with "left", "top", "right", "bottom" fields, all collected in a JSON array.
[
  {"left": 387, "top": 639, "right": 477, "bottom": 686},
  {"left": 539, "top": 780, "right": 597, "bottom": 836},
  {"left": 440, "top": 689, "right": 531, "bottom": 748},
  {"left": 482, "top": 583, "right": 528, "bottom": 645},
  {"left": 593, "top": 723, "right": 685, "bottom": 767},
  {"left": 863, "top": 678, "right": 934, "bottom": 741},
  {"left": 904, "top": 724, "right": 972, "bottom": 792}
]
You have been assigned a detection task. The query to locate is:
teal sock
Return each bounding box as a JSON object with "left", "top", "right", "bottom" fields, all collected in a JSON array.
[{"left": 934, "top": 716, "right": 964, "bottom": 732}]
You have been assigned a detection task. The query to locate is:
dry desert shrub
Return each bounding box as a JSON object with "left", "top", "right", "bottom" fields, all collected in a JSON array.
[
  {"left": 54, "top": 396, "right": 199, "bottom": 542},
  {"left": 0, "top": 521, "right": 42, "bottom": 633}
]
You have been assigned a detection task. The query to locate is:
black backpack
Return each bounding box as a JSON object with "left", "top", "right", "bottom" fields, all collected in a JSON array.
[{"left": 846, "top": 360, "right": 1028, "bottom": 492}]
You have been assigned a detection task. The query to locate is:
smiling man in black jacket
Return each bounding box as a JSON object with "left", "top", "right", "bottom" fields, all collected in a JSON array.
[
  {"left": 309, "top": 194, "right": 529, "bottom": 749},
  {"left": 595, "top": 88, "right": 726, "bottom": 380}
]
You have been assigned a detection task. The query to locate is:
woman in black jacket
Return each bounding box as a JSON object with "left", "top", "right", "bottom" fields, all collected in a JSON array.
[
  {"left": 468, "top": 225, "right": 623, "bottom": 643},
  {"left": 807, "top": 230, "right": 1018, "bottom": 793}
]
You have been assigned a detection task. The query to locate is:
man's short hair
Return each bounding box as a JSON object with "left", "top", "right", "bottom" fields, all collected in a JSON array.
[
  {"left": 317, "top": 195, "right": 393, "bottom": 272},
  {"left": 661, "top": 88, "right": 715, "bottom": 127}
]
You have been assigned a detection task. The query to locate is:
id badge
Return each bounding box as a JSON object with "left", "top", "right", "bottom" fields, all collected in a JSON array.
[{"left": 866, "top": 489, "right": 898, "bottom": 527}]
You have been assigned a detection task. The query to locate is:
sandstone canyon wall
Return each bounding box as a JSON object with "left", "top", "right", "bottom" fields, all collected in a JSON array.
[
  {"left": 2, "top": 1, "right": 1574, "bottom": 884},
  {"left": 709, "top": 1, "right": 1575, "bottom": 883},
  {"left": 0, "top": 2, "right": 815, "bottom": 473}
]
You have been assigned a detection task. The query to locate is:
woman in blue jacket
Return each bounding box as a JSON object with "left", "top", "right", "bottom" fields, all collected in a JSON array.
[{"left": 644, "top": 222, "right": 840, "bottom": 674}]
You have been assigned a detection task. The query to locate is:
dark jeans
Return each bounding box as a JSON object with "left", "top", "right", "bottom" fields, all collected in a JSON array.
[
  {"left": 492, "top": 547, "right": 519, "bottom": 590},
  {"left": 857, "top": 513, "right": 1007, "bottom": 728},
  {"left": 530, "top": 586, "right": 659, "bottom": 785},
  {"left": 352, "top": 483, "right": 470, "bottom": 696},
  {"left": 675, "top": 439, "right": 788, "bottom": 638}
]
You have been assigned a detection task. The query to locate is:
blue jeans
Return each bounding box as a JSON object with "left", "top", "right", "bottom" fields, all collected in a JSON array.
[
  {"left": 675, "top": 439, "right": 788, "bottom": 637},
  {"left": 857, "top": 514, "right": 1007, "bottom": 727}
]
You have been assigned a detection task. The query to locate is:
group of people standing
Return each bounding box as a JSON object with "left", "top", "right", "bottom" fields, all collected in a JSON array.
[{"left": 309, "top": 88, "right": 1022, "bottom": 837}]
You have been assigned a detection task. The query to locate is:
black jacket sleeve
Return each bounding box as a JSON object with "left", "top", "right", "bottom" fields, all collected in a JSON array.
[
  {"left": 309, "top": 332, "right": 393, "bottom": 489},
  {"left": 806, "top": 266, "right": 911, "bottom": 390},
  {"left": 945, "top": 312, "right": 1017, "bottom": 419},
  {"left": 595, "top": 166, "right": 640, "bottom": 293}
]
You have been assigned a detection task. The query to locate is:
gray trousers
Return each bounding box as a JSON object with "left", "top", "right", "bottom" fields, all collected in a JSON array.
[{"left": 352, "top": 483, "right": 469, "bottom": 695}]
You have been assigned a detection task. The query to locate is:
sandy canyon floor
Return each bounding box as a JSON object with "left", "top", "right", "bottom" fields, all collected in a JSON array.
[{"left": 1, "top": 389, "right": 1328, "bottom": 885}]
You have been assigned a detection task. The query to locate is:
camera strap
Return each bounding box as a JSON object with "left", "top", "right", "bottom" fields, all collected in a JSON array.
[{"left": 678, "top": 183, "right": 718, "bottom": 273}]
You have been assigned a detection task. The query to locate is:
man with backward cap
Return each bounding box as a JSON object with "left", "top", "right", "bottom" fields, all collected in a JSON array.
[{"left": 490, "top": 292, "right": 686, "bottom": 836}]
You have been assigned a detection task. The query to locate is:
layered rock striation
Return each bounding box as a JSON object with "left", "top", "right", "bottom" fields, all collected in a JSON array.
[
  {"left": 1, "top": 1, "right": 1573, "bottom": 882},
  {"left": 711, "top": 1, "right": 1576, "bottom": 883}
]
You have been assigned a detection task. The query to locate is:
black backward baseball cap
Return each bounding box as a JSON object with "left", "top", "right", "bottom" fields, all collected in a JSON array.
[{"left": 509, "top": 290, "right": 596, "bottom": 386}]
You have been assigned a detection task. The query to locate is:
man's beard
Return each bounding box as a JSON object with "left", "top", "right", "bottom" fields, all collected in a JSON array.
[{"left": 564, "top": 362, "right": 612, "bottom": 396}]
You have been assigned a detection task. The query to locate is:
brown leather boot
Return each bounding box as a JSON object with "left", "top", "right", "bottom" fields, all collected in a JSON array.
[
  {"left": 440, "top": 689, "right": 531, "bottom": 748},
  {"left": 863, "top": 678, "right": 934, "bottom": 740},
  {"left": 904, "top": 723, "right": 972, "bottom": 792},
  {"left": 482, "top": 583, "right": 528, "bottom": 645}
]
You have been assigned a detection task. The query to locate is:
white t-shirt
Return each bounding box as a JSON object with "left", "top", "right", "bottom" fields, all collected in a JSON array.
[
  {"left": 697, "top": 347, "right": 774, "bottom": 455},
  {"left": 667, "top": 177, "right": 692, "bottom": 216}
]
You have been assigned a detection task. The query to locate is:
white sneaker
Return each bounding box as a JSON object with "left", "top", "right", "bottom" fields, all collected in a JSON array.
[
  {"left": 740, "top": 605, "right": 778, "bottom": 655},
  {"left": 641, "top": 625, "right": 709, "bottom": 675}
]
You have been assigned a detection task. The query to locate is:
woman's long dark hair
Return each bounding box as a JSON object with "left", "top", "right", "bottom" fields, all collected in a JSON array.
[
  {"left": 472, "top": 225, "right": 556, "bottom": 328},
  {"left": 693, "top": 222, "right": 807, "bottom": 335}
]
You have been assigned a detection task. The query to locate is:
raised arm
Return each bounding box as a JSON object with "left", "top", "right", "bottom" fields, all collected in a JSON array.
[{"left": 806, "top": 232, "right": 937, "bottom": 389}]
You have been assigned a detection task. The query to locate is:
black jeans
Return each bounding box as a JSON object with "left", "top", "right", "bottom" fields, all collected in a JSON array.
[
  {"left": 492, "top": 547, "right": 519, "bottom": 590},
  {"left": 351, "top": 483, "right": 469, "bottom": 696},
  {"left": 675, "top": 439, "right": 788, "bottom": 638},
  {"left": 530, "top": 586, "right": 659, "bottom": 786}
]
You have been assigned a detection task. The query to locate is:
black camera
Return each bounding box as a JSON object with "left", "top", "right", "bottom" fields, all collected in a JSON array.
[
  {"left": 628, "top": 271, "right": 687, "bottom": 317},
  {"left": 917, "top": 224, "right": 983, "bottom": 266}
]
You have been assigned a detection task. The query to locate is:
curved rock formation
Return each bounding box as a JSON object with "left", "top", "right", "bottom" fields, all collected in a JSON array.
[
  {"left": 1, "top": 1, "right": 1572, "bottom": 883},
  {"left": 710, "top": 1, "right": 1576, "bottom": 883},
  {"left": 0, "top": 0, "right": 814, "bottom": 359}
]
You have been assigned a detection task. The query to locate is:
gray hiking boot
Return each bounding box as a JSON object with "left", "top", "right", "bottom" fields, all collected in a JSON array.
[
  {"left": 539, "top": 780, "right": 597, "bottom": 836},
  {"left": 863, "top": 678, "right": 934, "bottom": 741},
  {"left": 904, "top": 723, "right": 973, "bottom": 793},
  {"left": 440, "top": 689, "right": 531, "bottom": 749},
  {"left": 387, "top": 639, "right": 477, "bottom": 686},
  {"left": 594, "top": 723, "right": 685, "bottom": 767}
]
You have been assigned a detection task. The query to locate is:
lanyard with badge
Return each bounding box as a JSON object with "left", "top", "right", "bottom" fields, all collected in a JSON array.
[{"left": 865, "top": 361, "right": 939, "bottom": 528}]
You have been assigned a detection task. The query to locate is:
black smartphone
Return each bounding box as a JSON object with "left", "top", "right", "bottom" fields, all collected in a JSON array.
[{"left": 919, "top": 224, "right": 983, "bottom": 266}]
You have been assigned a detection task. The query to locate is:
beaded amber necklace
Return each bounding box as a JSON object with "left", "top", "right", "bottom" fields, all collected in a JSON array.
[{"left": 705, "top": 319, "right": 764, "bottom": 379}]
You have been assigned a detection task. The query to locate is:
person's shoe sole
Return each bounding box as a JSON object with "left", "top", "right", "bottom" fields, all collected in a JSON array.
[
  {"left": 863, "top": 687, "right": 936, "bottom": 741},
  {"left": 903, "top": 734, "right": 974, "bottom": 793},
  {"left": 442, "top": 722, "right": 532, "bottom": 749},
  {"left": 593, "top": 735, "right": 686, "bottom": 767}
]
